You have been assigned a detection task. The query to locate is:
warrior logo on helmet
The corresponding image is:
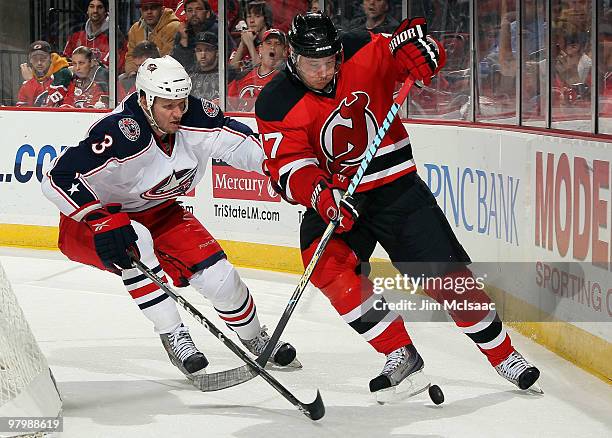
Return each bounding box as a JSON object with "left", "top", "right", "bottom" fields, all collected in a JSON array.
[
  {"left": 320, "top": 92, "right": 378, "bottom": 174},
  {"left": 147, "top": 63, "right": 158, "bottom": 72}
]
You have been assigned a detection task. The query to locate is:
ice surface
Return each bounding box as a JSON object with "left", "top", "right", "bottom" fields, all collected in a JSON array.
[{"left": 1, "top": 248, "right": 610, "bottom": 438}]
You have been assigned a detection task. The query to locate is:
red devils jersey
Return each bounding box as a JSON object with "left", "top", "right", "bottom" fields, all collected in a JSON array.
[
  {"left": 61, "top": 67, "right": 109, "bottom": 109},
  {"left": 255, "top": 32, "right": 414, "bottom": 207},
  {"left": 228, "top": 67, "right": 280, "bottom": 112},
  {"left": 16, "top": 67, "right": 73, "bottom": 107}
]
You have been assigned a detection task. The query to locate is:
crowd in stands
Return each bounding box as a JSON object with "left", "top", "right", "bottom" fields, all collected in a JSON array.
[{"left": 11, "top": 0, "right": 612, "bottom": 122}]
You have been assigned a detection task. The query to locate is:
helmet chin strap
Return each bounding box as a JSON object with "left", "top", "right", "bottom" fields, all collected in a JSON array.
[
  {"left": 139, "top": 94, "right": 189, "bottom": 136},
  {"left": 139, "top": 97, "right": 168, "bottom": 135}
]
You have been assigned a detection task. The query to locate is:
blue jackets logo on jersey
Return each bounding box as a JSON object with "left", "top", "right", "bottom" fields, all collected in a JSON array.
[
  {"left": 118, "top": 118, "right": 141, "bottom": 141},
  {"left": 141, "top": 167, "right": 198, "bottom": 200},
  {"left": 320, "top": 91, "right": 378, "bottom": 174},
  {"left": 202, "top": 99, "right": 220, "bottom": 118}
]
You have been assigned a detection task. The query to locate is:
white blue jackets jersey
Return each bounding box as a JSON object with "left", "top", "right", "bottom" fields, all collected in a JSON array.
[{"left": 42, "top": 93, "right": 264, "bottom": 221}]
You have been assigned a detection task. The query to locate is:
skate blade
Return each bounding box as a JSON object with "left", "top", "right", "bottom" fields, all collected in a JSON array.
[
  {"left": 375, "top": 370, "right": 430, "bottom": 404},
  {"left": 267, "top": 357, "right": 303, "bottom": 370},
  {"left": 524, "top": 382, "right": 544, "bottom": 395},
  {"left": 286, "top": 358, "right": 303, "bottom": 369}
]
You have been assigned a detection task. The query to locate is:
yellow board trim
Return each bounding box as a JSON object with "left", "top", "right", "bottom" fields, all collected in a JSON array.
[
  {"left": 1, "top": 223, "right": 610, "bottom": 383},
  {"left": 0, "top": 224, "right": 59, "bottom": 250}
]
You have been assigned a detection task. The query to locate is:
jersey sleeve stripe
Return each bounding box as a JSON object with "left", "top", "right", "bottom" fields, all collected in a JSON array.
[
  {"left": 77, "top": 174, "right": 99, "bottom": 200},
  {"left": 180, "top": 125, "right": 252, "bottom": 141},
  {"left": 279, "top": 158, "right": 319, "bottom": 201},
  {"left": 69, "top": 200, "right": 103, "bottom": 222},
  {"left": 46, "top": 172, "right": 81, "bottom": 209}
]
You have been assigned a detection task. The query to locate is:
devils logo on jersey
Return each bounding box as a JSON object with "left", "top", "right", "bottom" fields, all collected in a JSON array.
[
  {"left": 320, "top": 91, "right": 378, "bottom": 174},
  {"left": 141, "top": 168, "right": 198, "bottom": 200}
]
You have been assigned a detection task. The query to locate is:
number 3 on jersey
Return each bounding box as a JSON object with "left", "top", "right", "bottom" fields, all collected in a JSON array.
[
  {"left": 262, "top": 132, "right": 283, "bottom": 159},
  {"left": 92, "top": 134, "right": 113, "bottom": 154}
]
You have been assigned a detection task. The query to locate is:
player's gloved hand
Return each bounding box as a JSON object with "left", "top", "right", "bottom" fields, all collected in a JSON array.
[
  {"left": 389, "top": 17, "right": 446, "bottom": 85},
  {"left": 311, "top": 174, "right": 360, "bottom": 233},
  {"left": 85, "top": 204, "right": 139, "bottom": 270}
]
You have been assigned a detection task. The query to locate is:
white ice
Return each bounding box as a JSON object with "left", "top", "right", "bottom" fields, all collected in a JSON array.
[{"left": 1, "top": 248, "right": 610, "bottom": 438}]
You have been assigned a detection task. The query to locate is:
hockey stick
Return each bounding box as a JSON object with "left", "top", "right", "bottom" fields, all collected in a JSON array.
[
  {"left": 200, "top": 78, "right": 420, "bottom": 390},
  {"left": 131, "top": 258, "right": 325, "bottom": 421}
]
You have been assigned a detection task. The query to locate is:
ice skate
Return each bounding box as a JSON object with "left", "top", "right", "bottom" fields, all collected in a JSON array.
[
  {"left": 370, "top": 344, "right": 437, "bottom": 404},
  {"left": 160, "top": 324, "right": 208, "bottom": 378},
  {"left": 241, "top": 325, "right": 301, "bottom": 368},
  {"left": 495, "top": 350, "right": 543, "bottom": 394}
]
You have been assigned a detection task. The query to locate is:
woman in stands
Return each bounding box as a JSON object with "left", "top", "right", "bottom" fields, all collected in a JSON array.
[{"left": 62, "top": 46, "right": 109, "bottom": 109}]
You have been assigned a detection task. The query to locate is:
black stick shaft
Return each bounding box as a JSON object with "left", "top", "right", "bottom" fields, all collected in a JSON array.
[{"left": 131, "top": 258, "right": 325, "bottom": 420}]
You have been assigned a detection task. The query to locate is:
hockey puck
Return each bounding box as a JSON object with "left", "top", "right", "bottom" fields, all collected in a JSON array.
[{"left": 428, "top": 384, "right": 444, "bottom": 405}]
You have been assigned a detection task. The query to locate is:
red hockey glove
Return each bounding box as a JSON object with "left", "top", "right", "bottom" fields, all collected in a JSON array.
[
  {"left": 311, "top": 174, "right": 360, "bottom": 233},
  {"left": 85, "top": 204, "right": 139, "bottom": 270},
  {"left": 389, "top": 17, "right": 446, "bottom": 85}
]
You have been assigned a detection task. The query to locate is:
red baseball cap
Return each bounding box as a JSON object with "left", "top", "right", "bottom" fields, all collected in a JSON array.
[{"left": 262, "top": 29, "right": 286, "bottom": 45}]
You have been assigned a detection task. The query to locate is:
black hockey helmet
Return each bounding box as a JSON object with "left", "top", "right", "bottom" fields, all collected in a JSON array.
[
  {"left": 287, "top": 12, "right": 343, "bottom": 95},
  {"left": 288, "top": 11, "right": 342, "bottom": 58}
]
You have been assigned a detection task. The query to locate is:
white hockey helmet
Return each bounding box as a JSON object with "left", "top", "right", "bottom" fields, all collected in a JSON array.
[{"left": 136, "top": 56, "right": 191, "bottom": 131}]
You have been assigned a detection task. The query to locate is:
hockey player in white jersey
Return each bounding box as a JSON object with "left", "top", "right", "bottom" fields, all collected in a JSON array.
[{"left": 41, "top": 55, "right": 297, "bottom": 378}]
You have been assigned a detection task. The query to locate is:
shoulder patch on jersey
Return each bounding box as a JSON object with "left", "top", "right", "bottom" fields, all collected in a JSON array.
[
  {"left": 118, "top": 117, "right": 140, "bottom": 141},
  {"left": 202, "top": 99, "right": 220, "bottom": 118},
  {"left": 341, "top": 31, "right": 372, "bottom": 63},
  {"left": 255, "top": 71, "right": 306, "bottom": 122}
]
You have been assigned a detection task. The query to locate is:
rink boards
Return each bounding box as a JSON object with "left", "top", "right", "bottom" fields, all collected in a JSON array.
[{"left": 0, "top": 108, "right": 610, "bottom": 383}]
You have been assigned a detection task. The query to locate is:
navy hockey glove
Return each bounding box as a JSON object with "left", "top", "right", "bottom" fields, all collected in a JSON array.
[
  {"left": 389, "top": 17, "right": 446, "bottom": 85},
  {"left": 85, "top": 204, "right": 139, "bottom": 270},
  {"left": 311, "top": 174, "right": 360, "bottom": 233}
]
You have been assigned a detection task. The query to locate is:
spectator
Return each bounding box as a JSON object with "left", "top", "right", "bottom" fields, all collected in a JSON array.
[
  {"left": 346, "top": 0, "right": 399, "bottom": 34},
  {"left": 16, "top": 40, "right": 72, "bottom": 107},
  {"left": 229, "top": 1, "right": 272, "bottom": 72},
  {"left": 62, "top": 46, "right": 109, "bottom": 109},
  {"left": 189, "top": 31, "right": 219, "bottom": 101},
  {"left": 553, "top": 25, "right": 592, "bottom": 107},
  {"left": 118, "top": 41, "right": 161, "bottom": 101},
  {"left": 228, "top": 29, "right": 286, "bottom": 111},
  {"left": 554, "top": 29, "right": 591, "bottom": 86},
  {"left": 498, "top": 0, "right": 546, "bottom": 76},
  {"left": 308, "top": 0, "right": 320, "bottom": 12},
  {"left": 307, "top": 0, "right": 338, "bottom": 27},
  {"left": 175, "top": 0, "right": 240, "bottom": 29},
  {"left": 172, "top": 0, "right": 218, "bottom": 69},
  {"left": 559, "top": 0, "right": 590, "bottom": 31},
  {"left": 124, "top": 0, "right": 180, "bottom": 74},
  {"left": 63, "top": 0, "right": 126, "bottom": 71}
]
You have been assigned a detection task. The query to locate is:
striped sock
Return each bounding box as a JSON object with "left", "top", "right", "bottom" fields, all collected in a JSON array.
[
  {"left": 122, "top": 263, "right": 181, "bottom": 334},
  {"left": 214, "top": 287, "right": 261, "bottom": 340}
]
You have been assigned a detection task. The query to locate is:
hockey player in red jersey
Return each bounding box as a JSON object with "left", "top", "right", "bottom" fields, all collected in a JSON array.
[
  {"left": 255, "top": 12, "right": 540, "bottom": 395},
  {"left": 42, "top": 56, "right": 297, "bottom": 378}
]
